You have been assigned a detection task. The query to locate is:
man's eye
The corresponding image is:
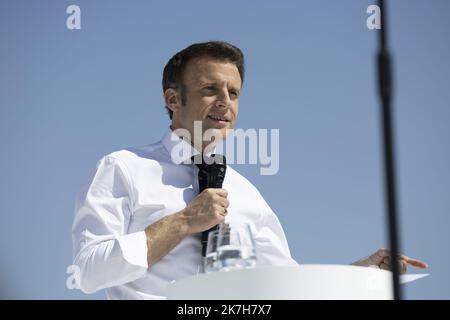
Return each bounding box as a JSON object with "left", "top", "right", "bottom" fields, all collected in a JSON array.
[
  {"left": 202, "top": 86, "right": 218, "bottom": 96},
  {"left": 230, "top": 91, "right": 239, "bottom": 97}
]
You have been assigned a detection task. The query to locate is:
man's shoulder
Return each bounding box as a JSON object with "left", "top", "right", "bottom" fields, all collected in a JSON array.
[
  {"left": 100, "top": 140, "right": 168, "bottom": 168},
  {"left": 105, "top": 141, "right": 164, "bottom": 161}
]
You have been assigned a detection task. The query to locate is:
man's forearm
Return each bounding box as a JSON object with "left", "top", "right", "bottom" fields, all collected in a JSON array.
[{"left": 144, "top": 210, "right": 190, "bottom": 267}]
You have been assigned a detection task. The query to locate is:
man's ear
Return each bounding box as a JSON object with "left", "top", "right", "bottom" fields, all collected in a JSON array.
[{"left": 164, "top": 88, "right": 182, "bottom": 114}]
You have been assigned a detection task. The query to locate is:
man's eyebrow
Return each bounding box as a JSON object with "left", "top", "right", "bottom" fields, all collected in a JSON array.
[
  {"left": 198, "top": 80, "right": 218, "bottom": 86},
  {"left": 198, "top": 81, "right": 241, "bottom": 93}
]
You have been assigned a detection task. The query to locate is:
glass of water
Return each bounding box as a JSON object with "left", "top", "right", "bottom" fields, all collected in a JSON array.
[
  {"left": 204, "top": 230, "right": 220, "bottom": 273},
  {"left": 216, "top": 222, "right": 257, "bottom": 272}
]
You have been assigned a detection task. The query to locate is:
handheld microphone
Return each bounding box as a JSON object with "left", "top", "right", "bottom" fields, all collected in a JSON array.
[{"left": 193, "top": 153, "right": 227, "bottom": 257}]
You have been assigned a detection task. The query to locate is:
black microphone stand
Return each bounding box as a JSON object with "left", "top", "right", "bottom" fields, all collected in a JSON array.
[{"left": 377, "top": 0, "right": 402, "bottom": 300}]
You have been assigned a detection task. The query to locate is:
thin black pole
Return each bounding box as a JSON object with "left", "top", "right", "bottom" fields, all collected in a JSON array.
[{"left": 377, "top": 0, "right": 402, "bottom": 300}]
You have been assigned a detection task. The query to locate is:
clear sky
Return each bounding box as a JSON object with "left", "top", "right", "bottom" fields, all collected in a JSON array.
[{"left": 0, "top": 0, "right": 449, "bottom": 299}]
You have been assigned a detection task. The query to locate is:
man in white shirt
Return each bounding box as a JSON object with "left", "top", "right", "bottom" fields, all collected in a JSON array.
[{"left": 72, "top": 41, "right": 427, "bottom": 299}]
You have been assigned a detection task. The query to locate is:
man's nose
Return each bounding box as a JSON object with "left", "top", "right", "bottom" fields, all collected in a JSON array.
[{"left": 216, "top": 89, "right": 231, "bottom": 108}]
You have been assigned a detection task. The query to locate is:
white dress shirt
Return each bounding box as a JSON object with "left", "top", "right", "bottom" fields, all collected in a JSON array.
[{"left": 72, "top": 127, "right": 298, "bottom": 299}]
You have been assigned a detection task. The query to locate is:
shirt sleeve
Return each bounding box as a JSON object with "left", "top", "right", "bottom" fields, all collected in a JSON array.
[
  {"left": 253, "top": 197, "right": 299, "bottom": 267},
  {"left": 72, "top": 155, "right": 148, "bottom": 294}
]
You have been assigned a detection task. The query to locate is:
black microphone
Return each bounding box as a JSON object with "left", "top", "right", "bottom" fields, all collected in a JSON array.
[{"left": 192, "top": 153, "right": 227, "bottom": 257}]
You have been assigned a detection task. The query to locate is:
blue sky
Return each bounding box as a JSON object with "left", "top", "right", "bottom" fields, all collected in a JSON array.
[{"left": 0, "top": 0, "right": 449, "bottom": 299}]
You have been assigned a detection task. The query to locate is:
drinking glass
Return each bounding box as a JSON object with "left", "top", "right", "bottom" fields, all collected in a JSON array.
[
  {"left": 216, "top": 222, "right": 257, "bottom": 272},
  {"left": 204, "top": 230, "right": 220, "bottom": 273}
]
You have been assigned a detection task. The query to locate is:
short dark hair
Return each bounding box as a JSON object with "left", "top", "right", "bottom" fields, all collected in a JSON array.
[{"left": 162, "top": 41, "right": 245, "bottom": 119}]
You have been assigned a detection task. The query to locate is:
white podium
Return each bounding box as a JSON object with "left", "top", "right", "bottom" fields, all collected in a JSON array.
[{"left": 166, "top": 265, "right": 395, "bottom": 300}]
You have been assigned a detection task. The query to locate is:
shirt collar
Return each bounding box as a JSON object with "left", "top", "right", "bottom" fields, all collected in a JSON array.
[{"left": 161, "top": 126, "right": 217, "bottom": 165}]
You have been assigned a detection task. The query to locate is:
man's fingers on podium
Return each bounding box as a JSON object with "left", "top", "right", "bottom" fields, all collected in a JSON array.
[
  {"left": 371, "top": 248, "right": 390, "bottom": 264},
  {"left": 384, "top": 256, "right": 428, "bottom": 269},
  {"left": 376, "top": 248, "right": 409, "bottom": 260},
  {"left": 404, "top": 257, "right": 428, "bottom": 269},
  {"left": 381, "top": 258, "right": 408, "bottom": 273},
  {"left": 379, "top": 263, "right": 390, "bottom": 271},
  {"left": 375, "top": 248, "right": 390, "bottom": 258}
]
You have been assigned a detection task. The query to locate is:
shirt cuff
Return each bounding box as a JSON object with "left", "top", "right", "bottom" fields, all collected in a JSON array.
[{"left": 116, "top": 231, "right": 149, "bottom": 268}]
